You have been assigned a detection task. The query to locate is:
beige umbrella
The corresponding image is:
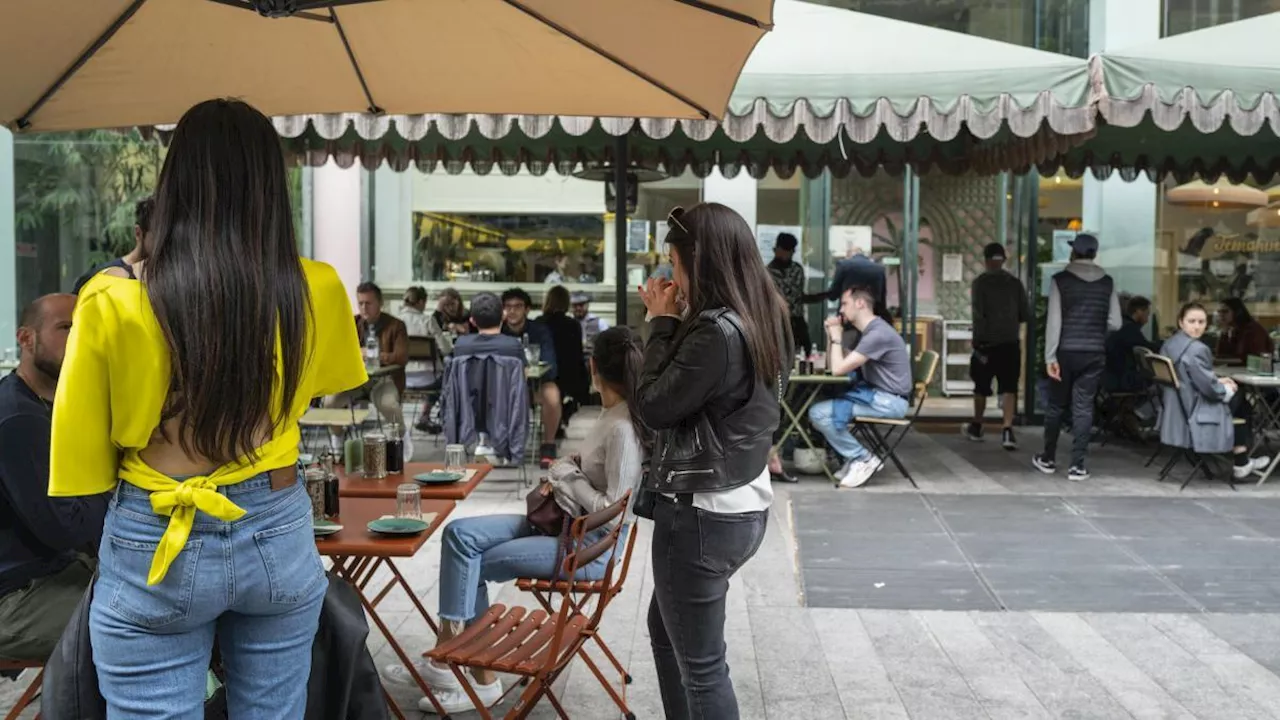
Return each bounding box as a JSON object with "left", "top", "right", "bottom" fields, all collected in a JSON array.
[
  {"left": 1166, "top": 179, "right": 1268, "bottom": 210},
  {"left": 1, "top": 0, "right": 773, "bottom": 132}
]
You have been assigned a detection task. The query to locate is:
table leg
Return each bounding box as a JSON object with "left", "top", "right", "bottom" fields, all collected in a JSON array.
[
  {"left": 332, "top": 556, "right": 449, "bottom": 718},
  {"left": 774, "top": 384, "right": 838, "bottom": 484}
]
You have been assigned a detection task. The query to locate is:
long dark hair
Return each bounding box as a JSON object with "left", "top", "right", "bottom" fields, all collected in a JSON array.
[
  {"left": 146, "top": 99, "right": 310, "bottom": 464},
  {"left": 592, "top": 326, "right": 648, "bottom": 446},
  {"left": 543, "top": 285, "right": 571, "bottom": 314},
  {"left": 1221, "top": 297, "right": 1253, "bottom": 327},
  {"left": 666, "top": 203, "right": 792, "bottom": 381}
]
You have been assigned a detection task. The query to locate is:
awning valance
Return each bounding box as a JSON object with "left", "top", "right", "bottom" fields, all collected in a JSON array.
[{"left": 276, "top": 0, "right": 1096, "bottom": 177}]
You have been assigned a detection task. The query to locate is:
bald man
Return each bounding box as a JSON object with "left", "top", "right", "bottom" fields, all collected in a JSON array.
[{"left": 0, "top": 294, "right": 107, "bottom": 662}]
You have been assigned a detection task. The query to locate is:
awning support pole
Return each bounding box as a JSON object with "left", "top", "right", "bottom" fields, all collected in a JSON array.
[{"left": 614, "top": 134, "right": 630, "bottom": 326}]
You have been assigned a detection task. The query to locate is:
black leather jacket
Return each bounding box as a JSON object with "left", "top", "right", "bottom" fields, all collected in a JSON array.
[{"left": 636, "top": 309, "right": 784, "bottom": 495}]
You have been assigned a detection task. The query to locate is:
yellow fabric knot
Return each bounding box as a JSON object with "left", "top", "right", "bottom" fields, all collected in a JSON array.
[{"left": 146, "top": 476, "right": 247, "bottom": 586}]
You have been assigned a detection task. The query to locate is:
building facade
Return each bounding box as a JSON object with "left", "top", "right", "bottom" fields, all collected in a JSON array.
[{"left": 3, "top": 0, "right": 1278, "bottom": 399}]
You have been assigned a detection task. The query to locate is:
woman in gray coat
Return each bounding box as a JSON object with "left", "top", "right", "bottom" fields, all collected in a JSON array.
[{"left": 1159, "top": 302, "right": 1270, "bottom": 480}]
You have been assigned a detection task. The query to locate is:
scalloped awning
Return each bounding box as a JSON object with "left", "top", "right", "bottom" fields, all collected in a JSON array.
[
  {"left": 276, "top": 0, "right": 1096, "bottom": 178},
  {"left": 1042, "top": 12, "right": 1280, "bottom": 183}
]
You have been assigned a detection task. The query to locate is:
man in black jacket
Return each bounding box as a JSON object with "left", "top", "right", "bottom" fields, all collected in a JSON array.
[
  {"left": 1033, "top": 234, "right": 1122, "bottom": 482},
  {"left": 0, "top": 294, "right": 108, "bottom": 662}
]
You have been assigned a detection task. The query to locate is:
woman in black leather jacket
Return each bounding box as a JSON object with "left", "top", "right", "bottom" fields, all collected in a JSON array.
[{"left": 636, "top": 202, "right": 792, "bottom": 719}]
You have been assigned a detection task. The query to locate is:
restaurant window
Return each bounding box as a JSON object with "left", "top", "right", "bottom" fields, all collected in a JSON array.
[
  {"left": 12, "top": 130, "right": 165, "bottom": 310},
  {"left": 1157, "top": 177, "right": 1280, "bottom": 352},
  {"left": 803, "top": 0, "right": 1091, "bottom": 57},
  {"left": 1163, "top": 0, "right": 1280, "bottom": 37}
]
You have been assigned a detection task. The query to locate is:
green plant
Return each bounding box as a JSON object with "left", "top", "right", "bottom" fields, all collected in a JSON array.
[{"left": 15, "top": 130, "right": 164, "bottom": 264}]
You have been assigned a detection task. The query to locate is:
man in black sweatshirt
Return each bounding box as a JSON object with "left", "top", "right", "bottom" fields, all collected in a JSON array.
[
  {"left": 965, "top": 243, "right": 1029, "bottom": 449},
  {"left": 1032, "top": 234, "right": 1121, "bottom": 482},
  {"left": 0, "top": 294, "right": 108, "bottom": 662}
]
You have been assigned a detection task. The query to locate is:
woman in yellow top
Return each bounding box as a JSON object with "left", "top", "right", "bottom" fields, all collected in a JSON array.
[{"left": 50, "top": 99, "right": 367, "bottom": 718}]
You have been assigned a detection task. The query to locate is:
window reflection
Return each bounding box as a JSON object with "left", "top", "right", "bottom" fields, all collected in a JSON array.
[{"left": 412, "top": 212, "right": 605, "bottom": 284}]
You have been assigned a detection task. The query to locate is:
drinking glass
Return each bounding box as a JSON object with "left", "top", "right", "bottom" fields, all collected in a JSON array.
[
  {"left": 525, "top": 344, "right": 540, "bottom": 366},
  {"left": 395, "top": 483, "right": 422, "bottom": 520},
  {"left": 445, "top": 444, "right": 467, "bottom": 472}
]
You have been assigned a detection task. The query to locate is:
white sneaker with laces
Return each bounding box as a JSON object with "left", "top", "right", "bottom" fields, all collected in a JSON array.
[
  {"left": 418, "top": 679, "right": 503, "bottom": 714},
  {"left": 382, "top": 661, "right": 461, "bottom": 690},
  {"left": 839, "top": 458, "right": 877, "bottom": 488}
]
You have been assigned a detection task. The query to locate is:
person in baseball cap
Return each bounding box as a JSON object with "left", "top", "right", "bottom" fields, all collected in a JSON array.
[
  {"left": 966, "top": 242, "right": 1028, "bottom": 450},
  {"left": 570, "top": 292, "right": 609, "bottom": 356},
  {"left": 1034, "top": 230, "right": 1120, "bottom": 482}
]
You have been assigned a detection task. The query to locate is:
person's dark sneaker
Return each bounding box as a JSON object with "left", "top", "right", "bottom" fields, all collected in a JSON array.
[
  {"left": 1001, "top": 427, "right": 1017, "bottom": 451},
  {"left": 539, "top": 443, "right": 557, "bottom": 469},
  {"left": 1067, "top": 465, "right": 1091, "bottom": 482},
  {"left": 962, "top": 422, "right": 983, "bottom": 442},
  {"left": 1031, "top": 454, "right": 1056, "bottom": 474},
  {"left": 555, "top": 426, "right": 567, "bottom": 440}
]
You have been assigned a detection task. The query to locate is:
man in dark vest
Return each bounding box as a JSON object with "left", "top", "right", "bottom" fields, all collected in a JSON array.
[{"left": 1033, "top": 233, "right": 1121, "bottom": 481}]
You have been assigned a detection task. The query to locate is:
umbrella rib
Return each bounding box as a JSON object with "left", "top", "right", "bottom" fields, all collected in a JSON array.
[
  {"left": 15, "top": 0, "right": 151, "bottom": 129},
  {"left": 671, "top": 0, "right": 772, "bottom": 29},
  {"left": 500, "top": 0, "right": 714, "bottom": 120},
  {"left": 329, "top": 7, "right": 383, "bottom": 114}
]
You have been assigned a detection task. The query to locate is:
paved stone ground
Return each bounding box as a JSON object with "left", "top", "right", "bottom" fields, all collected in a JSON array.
[{"left": 9, "top": 415, "right": 1280, "bottom": 718}]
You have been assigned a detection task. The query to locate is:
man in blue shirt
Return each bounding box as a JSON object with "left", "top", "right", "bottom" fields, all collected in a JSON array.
[
  {"left": 0, "top": 295, "right": 108, "bottom": 661},
  {"left": 453, "top": 292, "right": 524, "bottom": 360},
  {"left": 501, "top": 288, "right": 560, "bottom": 467}
]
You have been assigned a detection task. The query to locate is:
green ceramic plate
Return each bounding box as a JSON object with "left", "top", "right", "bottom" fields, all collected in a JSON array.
[
  {"left": 367, "top": 517, "right": 429, "bottom": 535},
  {"left": 414, "top": 471, "right": 464, "bottom": 484},
  {"left": 313, "top": 520, "right": 343, "bottom": 537}
]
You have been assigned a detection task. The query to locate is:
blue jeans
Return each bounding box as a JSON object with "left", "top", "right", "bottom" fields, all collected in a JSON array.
[
  {"left": 91, "top": 474, "right": 326, "bottom": 719},
  {"left": 808, "top": 389, "right": 909, "bottom": 462},
  {"left": 438, "top": 514, "right": 611, "bottom": 623}
]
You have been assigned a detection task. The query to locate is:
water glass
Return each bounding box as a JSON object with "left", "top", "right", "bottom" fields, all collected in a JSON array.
[
  {"left": 445, "top": 444, "right": 467, "bottom": 472},
  {"left": 395, "top": 483, "right": 422, "bottom": 520},
  {"left": 525, "top": 344, "right": 540, "bottom": 366}
]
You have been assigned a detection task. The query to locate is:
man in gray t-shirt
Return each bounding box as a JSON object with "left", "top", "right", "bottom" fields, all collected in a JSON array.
[{"left": 808, "top": 286, "right": 913, "bottom": 488}]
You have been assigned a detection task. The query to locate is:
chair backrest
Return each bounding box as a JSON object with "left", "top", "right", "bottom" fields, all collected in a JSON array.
[
  {"left": 1147, "top": 353, "right": 1180, "bottom": 390},
  {"left": 540, "top": 491, "right": 632, "bottom": 674},
  {"left": 441, "top": 354, "right": 529, "bottom": 460},
  {"left": 910, "top": 349, "right": 940, "bottom": 414},
  {"left": 1134, "top": 346, "right": 1156, "bottom": 381},
  {"left": 407, "top": 335, "right": 439, "bottom": 372}
]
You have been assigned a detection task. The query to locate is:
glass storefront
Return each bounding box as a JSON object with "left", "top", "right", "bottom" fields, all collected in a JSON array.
[
  {"left": 1163, "top": 0, "right": 1280, "bottom": 36},
  {"left": 805, "top": 0, "right": 1091, "bottom": 56}
]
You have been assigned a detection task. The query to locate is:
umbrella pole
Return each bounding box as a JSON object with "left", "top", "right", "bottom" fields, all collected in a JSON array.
[{"left": 614, "top": 134, "right": 629, "bottom": 327}]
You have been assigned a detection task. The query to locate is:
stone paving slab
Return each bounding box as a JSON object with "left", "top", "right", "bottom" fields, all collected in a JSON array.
[{"left": 13, "top": 412, "right": 1280, "bottom": 718}]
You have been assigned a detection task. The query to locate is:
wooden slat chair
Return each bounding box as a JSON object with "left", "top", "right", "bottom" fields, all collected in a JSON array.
[
  {"left": 1147, "top": 353, "right": 1236, "bottom": 490},
  {"left": 849, "top": 349, "right": 939, "bottom": 489},
  {"left": 514, "top": 514, "right": 640, "bottom": 718},
  {"left": 426, "top": 491, "right": 632, "bottom": 720},
  {"left": 0, "top": 660, "right": 43, "bottom": 720}
]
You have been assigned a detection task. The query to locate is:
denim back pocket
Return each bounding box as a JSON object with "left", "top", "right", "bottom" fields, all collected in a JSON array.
[
  {"left": 106, "top": 535, "right": 203, "bottom": 630},
  {"left": 254, "top": 512, "right": 326, "bottom": 604}
]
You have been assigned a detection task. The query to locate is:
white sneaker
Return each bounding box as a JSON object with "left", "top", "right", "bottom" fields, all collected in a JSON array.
[
  {"left": 383, "top": 660, "right": 461, "bottom": 690},
  {"left": 839, "top": 458, "right": 877, "bottom": 488},
  {"left": 1233, "top": 456, "right": 1272, "bottom": 479},
  {"left": 418, "top": 679, "right": 503, "bottom": 714}
]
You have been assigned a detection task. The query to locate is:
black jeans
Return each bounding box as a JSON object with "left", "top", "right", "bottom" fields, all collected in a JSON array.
[
  {"left": 648, "top": 495, "right": 768, "bottom": 720},
  {"left": 1043, "top": 350, "right": 1105, "bottom": 468}
]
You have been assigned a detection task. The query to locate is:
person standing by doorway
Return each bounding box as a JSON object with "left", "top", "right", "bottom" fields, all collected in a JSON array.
[
  {"left": 1033, "top": 233, "right": 1121, "bottom": 481},
  {"left": 964, "top": 243, "right": 1028, "bottom": 449},
  {"left": 768, "top": 233, "right": 811, "bottom": 355}
]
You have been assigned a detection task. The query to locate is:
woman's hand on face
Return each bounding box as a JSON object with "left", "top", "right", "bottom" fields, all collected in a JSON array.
[{"left": 640, "top": 277, "right": 680, "bottom": 317}]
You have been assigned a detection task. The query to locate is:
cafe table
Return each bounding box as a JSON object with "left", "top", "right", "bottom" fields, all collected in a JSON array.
[
  {"left": 338, "top": 462, "right": 491, "bottom": 500},
  {"left": 773, "top": 373, "right": 852, "bottom": 483},
  {"left": 316, "top": 496, "right": 456, "bottom": 719},
  {"left": 1231, "top": 373, "right": 1280, "bottom": 485}
]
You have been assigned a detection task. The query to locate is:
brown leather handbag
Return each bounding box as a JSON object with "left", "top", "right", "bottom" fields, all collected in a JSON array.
[{"left": 525, "top": 481, "right": 572, "bottom": 578}]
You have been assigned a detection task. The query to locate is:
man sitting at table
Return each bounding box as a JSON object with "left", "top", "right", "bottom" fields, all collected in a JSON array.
[
  {"left": 501, "top": 287, "right": 561, "bottom": 467},
  {"left": 324, "top": 282, "right": 408, "bottom": 444},
  {"left": 808, "top": 285, "right": 913, "bottom": 489},
  {"left": 0, "top": 294, "right": 107, "bottom": 662},
  {"left": 453, "top": 292, "right": 523, "bottom": 360}
]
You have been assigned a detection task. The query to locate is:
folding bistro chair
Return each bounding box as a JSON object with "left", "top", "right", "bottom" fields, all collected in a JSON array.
[
  {"left": 515, "top": 515, "right": 640, "bottom": 718},
  {"left": 427, "top": 491, "right": 633, "bottom": 720},
  {"left": 1147, "top": 353, "right": 1233, "bottom": 490},
  {"left": 403, "top": 335, "right": 442, "bottom": 435},
  {"left": 848, "top": 349, "right": 939, "bottom": 489},
  {"left": 0, "top": 660, "right": 43, "bottom": 720}
]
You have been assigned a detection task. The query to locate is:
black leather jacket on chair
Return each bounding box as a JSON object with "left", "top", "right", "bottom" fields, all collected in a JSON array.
[{"left": 636, "top": 308, "right": 785, "bottom": 496}]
